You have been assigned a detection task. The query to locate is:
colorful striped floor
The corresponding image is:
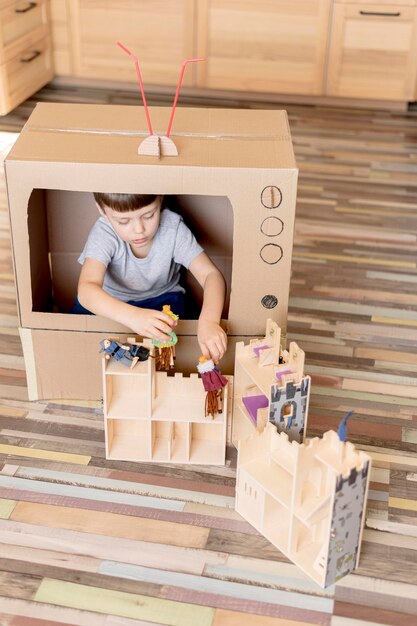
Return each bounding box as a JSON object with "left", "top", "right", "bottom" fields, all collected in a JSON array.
[{"left": 0, "top": 86, "right": 416, "bottom": 625}]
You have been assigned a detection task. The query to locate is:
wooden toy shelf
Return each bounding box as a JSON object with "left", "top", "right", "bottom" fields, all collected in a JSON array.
[
  {"left": 232, "top": 320, "right": 311, "bottom": 447},
  {"left": 236, "top": 424, "right": 371, "bottom": 587},
  {"left": 102, "top": 356, "right": 228, "bottom": 465}
]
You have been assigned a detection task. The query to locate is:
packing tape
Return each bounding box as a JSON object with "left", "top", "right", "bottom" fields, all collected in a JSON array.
[{"left": 27, "top": 126, "right": 290, "bottom": 141}]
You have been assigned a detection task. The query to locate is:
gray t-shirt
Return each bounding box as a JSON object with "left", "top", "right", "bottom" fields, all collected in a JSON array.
[{"left": 78, "top": 209, "right": 203, "bottom": 302}]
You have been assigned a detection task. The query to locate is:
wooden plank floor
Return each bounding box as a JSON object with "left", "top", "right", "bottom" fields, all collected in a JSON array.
[{"left": 0, "top": 84, "right": 416, "bottom": 625}]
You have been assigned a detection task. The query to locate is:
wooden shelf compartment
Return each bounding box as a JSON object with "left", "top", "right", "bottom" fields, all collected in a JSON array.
[
  {"left": 151, "top": 421, "right": 193, "bottom": 463},
  {"left": 189, "top": 422, "right": 226, "bottom": 465},
  {"left": 295, "top": 486, "right": 331, "bottom": 525},
  {"left": 241, "top": 393, "right": 269, "bottom": 425},
  {"left": 234, "top": 396, "right": 267, "bottom": 429},
  {"left": 292, "top": 540, "right": 327, "bottom": 587},
  {"left": 151, "top": 421, "right": 173, "bottom": 462},
  {"left": 150, "top": 393, "right": 216, "bottom": 422},
  {"left": 290, "top": 518, "right": 331, "bottom": 586},
  {"left": 293, "top": 455, "right": 334, "bottom": 523},
  {"left": 150, "top": 420, "right": 226, "bottom": 465},
  {"left": 232, "top": 351, "right": 270, "bottom": 444},
  {"left": 170, "top": 422, "right": 190, "bottom": 463},
  {"left": 232, "top": 399, "right": 259, "bottom": 447},
  {"left": 106, "top": 419, "right": 151, "bottom": 461},
  {"left": 235, "top": 352, "right": 275, "bottom": 397},
  {"left": 240, "top": 457, "right": 293, "bottom": 508},
  {"left": 269, "top": 444, "right": 296, "bottom": 475},
  {"left": 262, "top": 493, "right": 291, "bottom": 554},
  {"left": 152, "top": 372, "right": 220, "bottom": 422},
  {"left": 104, "top": 373, "right": 149, "bottom": 419}
]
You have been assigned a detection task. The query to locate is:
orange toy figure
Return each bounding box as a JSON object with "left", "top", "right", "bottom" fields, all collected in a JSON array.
[
  {"left": 197, "top": 356, "right": 228, "bottom": 418},
  {"left": 152, "top": 305, "right": 179, "bottom": 370}
]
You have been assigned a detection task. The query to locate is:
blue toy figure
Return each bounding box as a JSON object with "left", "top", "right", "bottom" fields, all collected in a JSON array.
[{"left": 99, "top": 338, "right": 149, "bottom": 368}]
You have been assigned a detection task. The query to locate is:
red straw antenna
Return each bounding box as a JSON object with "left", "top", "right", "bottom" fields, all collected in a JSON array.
[
  {"left": 166, "top": 58, "right": 204, "bottom": 137},
  {"left": 117, "top": 42, "right": 204, "bottom": 156},
  {"left": 116, "top": 41, "right": 153, "bottom": 136}
]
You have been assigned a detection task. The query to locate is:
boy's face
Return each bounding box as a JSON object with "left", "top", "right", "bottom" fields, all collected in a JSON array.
[{"left": 98, "top": 196, "right": 162, "bottom": 256}]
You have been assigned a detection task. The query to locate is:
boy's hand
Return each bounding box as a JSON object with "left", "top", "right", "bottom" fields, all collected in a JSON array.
[
  {"left": 127, "top": 307, "right": 176, "bottom": 342},
  {"left": 198, "top": 319, "right": 227, "bottom": 363}
]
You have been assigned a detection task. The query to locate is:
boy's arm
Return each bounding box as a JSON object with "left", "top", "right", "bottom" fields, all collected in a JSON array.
[
  {"left": 188, "top": 252, "right": 227, "bottom": 362},
  {"left": 77, "top": 258, "right": 175, "bottom": 342}
]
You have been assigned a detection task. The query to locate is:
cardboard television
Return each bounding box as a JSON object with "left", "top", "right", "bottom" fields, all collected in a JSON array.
[{"left": 6, "top": 103, "right": 298, "bottom": 400}]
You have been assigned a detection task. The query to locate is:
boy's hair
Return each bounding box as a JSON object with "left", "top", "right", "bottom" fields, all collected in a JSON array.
[{"left": 94, "top": 193, "right": 160, "bottom": 213}]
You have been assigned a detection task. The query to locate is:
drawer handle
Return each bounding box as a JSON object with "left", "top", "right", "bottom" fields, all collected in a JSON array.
[
  {"left": 15, "top": 2, "right": 37, "bottom": 13},
  {"left": 359, "top": 10, "right": 401, "bottom": 17},
  {"left": 20, "top": 50, "right": 41, "bottom": 63}
]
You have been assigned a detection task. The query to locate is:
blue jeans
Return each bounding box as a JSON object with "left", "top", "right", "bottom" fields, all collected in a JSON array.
[{"left": 72, "top": 291, "right": 186, "bottom": 318}]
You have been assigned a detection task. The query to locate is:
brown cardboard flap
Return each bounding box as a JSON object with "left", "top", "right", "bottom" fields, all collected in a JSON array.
[{"left": 22, "top": 327, "right": 245, "bottom": 401}]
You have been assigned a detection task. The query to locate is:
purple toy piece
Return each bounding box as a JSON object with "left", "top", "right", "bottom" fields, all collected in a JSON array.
[
  {"left": 253, "top": 344, "right": 270, "bottom": 358},
  {"left": 242, "top": 394, "right": 269, "bottom": 424},
  {"left": 275, "top": 369, "right": 292, "bottom": 382}
]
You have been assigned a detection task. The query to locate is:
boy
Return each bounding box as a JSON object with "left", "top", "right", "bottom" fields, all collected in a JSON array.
[{"left": 76, "top": 193, "right": 227, "bottom": 363}]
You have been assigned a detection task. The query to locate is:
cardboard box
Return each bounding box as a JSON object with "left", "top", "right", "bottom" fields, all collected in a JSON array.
[{"left": 6, "top": 103, "right": 298, "bottom": 400}]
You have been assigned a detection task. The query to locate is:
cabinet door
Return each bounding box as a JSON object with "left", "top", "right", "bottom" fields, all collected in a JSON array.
[
  {"left": 0, "top": 0, "right": 49, "bottom": 64},
  {"left": 0, "top": 35, "right": 53, "bottom": 115},
  {"left": 196, "top": 0, "right": 332, "bottom": 95},
  {"left": 68, "top": 0, "right": 195, "bottom": 86},
  {"left": 326, "top": 1, "right": 417, "bottom": 100}
]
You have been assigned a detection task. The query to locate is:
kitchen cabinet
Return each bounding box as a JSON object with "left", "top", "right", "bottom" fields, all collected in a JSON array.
[
  {"left": 5, "top": 1, "right": 417, "bottom": 115},
  {"left": 66, "top": 0, "right": 195, "bottom": 87},
  {"left": 326, "top": 1, "right": 417, "bottom": 100},
  {"left": 196, "top": 0, "right": 333, "bottom": 95},
  {"left": 0, "top": 0, "right": 53, "bottom": 115}
]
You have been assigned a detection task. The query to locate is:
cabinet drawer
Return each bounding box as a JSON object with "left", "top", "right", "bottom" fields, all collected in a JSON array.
[
  {"left": 0, "top": 35, "right": 53, "bottom": 115},
  {"left": 335, "top": 0, "right": 417, "bottom": 5},
  {"left": 342, "top": 3, "right": 415, "bottom": 20},
  {"left": 326, "top": 2, "right": 417, "bottom": 100},
  {"left": 0, "top": 0, "right": 49, "bottom": 64}
]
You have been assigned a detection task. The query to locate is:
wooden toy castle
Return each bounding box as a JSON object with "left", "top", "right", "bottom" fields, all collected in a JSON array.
[
  {"left": 236, "top": 424, "right": 370, "bottom": 587},
  {"left": 101, "top": 320, "right": 371, "bottom": 588},
  {"left": 103, "top": 339, "right": 230, "bottom": 465},
  {"left": 232, "top": 319, "right": 311, "bottom": 447}
]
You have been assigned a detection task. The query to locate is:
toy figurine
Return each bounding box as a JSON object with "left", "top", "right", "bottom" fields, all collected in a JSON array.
[
  {"left": 152, "top": 305, "right": 179, "bottom": 370},
  {"left": 129, "top": 343, "right": 151, "bottom": 362},
  {"left": 197, "top": 356, "right": 228, "bottom": 418},
  {"left": 99, "top": 338, "right": 149, "bottom": 368}
]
